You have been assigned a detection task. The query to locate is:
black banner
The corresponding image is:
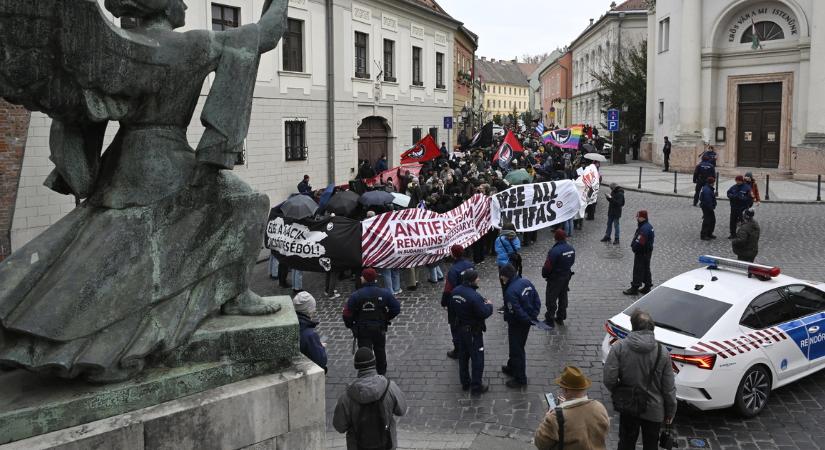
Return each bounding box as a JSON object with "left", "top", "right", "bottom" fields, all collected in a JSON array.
[{"left": 266, "top": 214, "right": 362, "bottom": 272}]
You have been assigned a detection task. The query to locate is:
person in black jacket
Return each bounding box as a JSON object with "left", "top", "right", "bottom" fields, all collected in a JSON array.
[
  {"left": 343, "top": 269, "right": 401, "bottom": 375},
  {"left": 623, "top": 211, "right": 655, "bottom": 295},
  {"left": 699, "top": 176, "right": 717, "bottom": 240},
  {"left": 601, "top": 183, "right": 625, "bottom": 245},
  {"left": 450, "top": 269, "right": 494, "bottom": 395}
]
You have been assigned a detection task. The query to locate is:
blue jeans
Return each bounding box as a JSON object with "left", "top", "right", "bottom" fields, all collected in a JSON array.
[
  {"left": 605, "top": 216, "right": 620, "bottom": 240},
  {"left": 381, "top": 268, "right": 401, "bottom": 292},
  {"left": 292, "top": 270, "right": 303, "bottom": 290},
  {"left": 428, "top": 263, "right": 444, "bottom": 281},
  {"left": 268, "top": 254, "right": 279, "bottom": 278},
  {"left": 564, "top": 219, "right": 573, "bottom": 236}
]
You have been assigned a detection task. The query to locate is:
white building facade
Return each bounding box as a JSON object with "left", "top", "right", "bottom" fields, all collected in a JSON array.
[
  {"left": 644, "top": 0, "right": 825, "bottom": 178},
  {"left": 8, "top": 0, "right": 458, "bottom": 250},
  {"left": 569, "top": 6, "right": 647, "bottom": 130}
]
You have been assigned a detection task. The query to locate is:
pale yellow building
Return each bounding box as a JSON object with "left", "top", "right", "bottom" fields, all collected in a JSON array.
[{"left": 476, "top": 57, "right": 530, "bottom": 118}]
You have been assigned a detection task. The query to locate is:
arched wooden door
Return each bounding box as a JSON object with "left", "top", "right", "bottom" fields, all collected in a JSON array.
[{"left": 357, "top": 117, "right": 389, "bottom": 166}]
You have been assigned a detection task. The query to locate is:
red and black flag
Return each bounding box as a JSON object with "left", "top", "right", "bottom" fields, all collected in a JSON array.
[
  {"left": 400, "top": 134, "right": 441, "bottom": 164},
  {"left": 492, "top": 130, "right": 524, "bottom": 165}
]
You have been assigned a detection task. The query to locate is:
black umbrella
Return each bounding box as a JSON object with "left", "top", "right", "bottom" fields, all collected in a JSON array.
[
  {"left": 280, "top": 194, "right": 318, "bottom": 219},
  {"left": 359, "top": 190, "right": 394, "bottom": 207},
  {"left": 325, "top": 190, "right": 360, "bottom": 216},
  {"left": 582, "top": 143, "right": 597, "bottom": 153}
]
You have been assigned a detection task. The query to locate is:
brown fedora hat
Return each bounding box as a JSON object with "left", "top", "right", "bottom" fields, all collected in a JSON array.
[{"left": 554, "top": 366, "right": 592, "bottom": 390}]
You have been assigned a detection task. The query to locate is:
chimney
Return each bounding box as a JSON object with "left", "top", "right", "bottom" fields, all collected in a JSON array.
[
  {"left": 589, "top": 18, "right": 594, "bottom": 26},
  {"left": 491, "top": 58, "right": 496, "bottom": 63},
  {"left": 610, "top": 1, "right": 616, "bottom": 9},
  {"left": 511, "top": 58, "right": 517, "bottom": 63},
  {"left": 481, "top": 56, "right": 486, "bottom": 61}
]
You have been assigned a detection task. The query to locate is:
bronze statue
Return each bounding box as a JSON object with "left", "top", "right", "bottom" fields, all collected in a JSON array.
[{"left": 0, "top": 0, "right": 289, "bottom": 382}]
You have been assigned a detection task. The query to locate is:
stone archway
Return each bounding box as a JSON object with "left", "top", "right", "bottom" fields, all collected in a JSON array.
[{"left": 357, "top": 117, "right": 389, "bottom": 166}]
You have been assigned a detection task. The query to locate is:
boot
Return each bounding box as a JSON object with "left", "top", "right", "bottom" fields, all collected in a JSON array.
[
  {"left": 613, "top": 238, "right": 620, "bottom": 245},
  {"left": 600, "top": 236, "right": 610, "bottom": 242},
  {"left": 639, "top": 285, "right": 653, "bottom": 294},
  {"left": 623, "top": 287, "right": 639, "bottom": 295},
  {"left": 447, "top": 349, "right": 458, "bottom": 359}
]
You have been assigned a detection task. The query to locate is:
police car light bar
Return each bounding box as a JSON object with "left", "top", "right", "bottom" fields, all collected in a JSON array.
[{"left": 698, "top": 255, "right": 781, "bottom": 279}]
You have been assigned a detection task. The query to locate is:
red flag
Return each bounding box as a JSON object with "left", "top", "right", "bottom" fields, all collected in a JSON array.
[
  {"left": 492, "top": 130, "right": 524, "bottom": 163},
  {"left": 400, "top": 134, "right": 441, "bottom": 164}
]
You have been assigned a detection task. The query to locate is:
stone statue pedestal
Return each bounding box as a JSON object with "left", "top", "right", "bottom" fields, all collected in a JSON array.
[{"left": 0, "top": 297, "right": 325, "bottom": 449}]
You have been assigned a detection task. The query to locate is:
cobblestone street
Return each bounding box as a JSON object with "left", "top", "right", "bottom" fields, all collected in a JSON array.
[{"left": 252, "top": 191, "right": 825, "bottom": 449}]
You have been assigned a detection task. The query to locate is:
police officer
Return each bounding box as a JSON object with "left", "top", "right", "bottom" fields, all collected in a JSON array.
[
  {"left": 500, "top": 264, "right": 541, "bottom": 388},
  {"left": 542, "top": 229, "right": 575, "bottom": 329},
  {"left": 726, "top": 175, "right": 753, "bottom": 239},
  {"left": 624, "top": 210, "right": 655, "bottom": 295},
  {"left": 692, "top": 156, "right": 715, "bottom": 207},
  {"left": 450, "top": 269, "right": 493, "bottom": 395},
  {"left": 442, "top": 245, "right": 474, "bottom": 360},
  {"left": 699, "top": 176, "right": 717, "bottom": 240},
  {"left": 343, "top": 268, "right": 401, "bottom": 375}
]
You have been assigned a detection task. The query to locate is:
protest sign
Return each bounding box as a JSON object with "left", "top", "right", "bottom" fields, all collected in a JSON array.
[
  {"left": 575, "top": 163, "right": 600, "bottom": 216},
  {"left": 267, "top": 214, "right": 362, "bottom": 272},
  {"left": 362, "top": 193, "right": 491, "bottom": 268},
  {"left": 490, "top": 180, "right": 583, "bottom": 232}
]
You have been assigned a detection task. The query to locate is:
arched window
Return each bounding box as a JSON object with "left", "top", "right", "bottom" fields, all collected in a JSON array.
[{"left": 741, "top": 21, "right": 785, "bottom": 43}]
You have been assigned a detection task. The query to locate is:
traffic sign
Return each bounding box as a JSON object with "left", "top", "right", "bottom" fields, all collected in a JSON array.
[
  {"left": 607, "top": 109, "right": 620, "bottom": 122},
  {"left": 443, "top": 116, "right": 453, "bottom": 129},
  {"left": 607, "top": 120, "right": 619, "bottom": 132}
]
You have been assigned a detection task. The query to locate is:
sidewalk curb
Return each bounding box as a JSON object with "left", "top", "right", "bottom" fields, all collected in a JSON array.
[{"left": 616, "top": 184, "right": 825, "bottom": 205}]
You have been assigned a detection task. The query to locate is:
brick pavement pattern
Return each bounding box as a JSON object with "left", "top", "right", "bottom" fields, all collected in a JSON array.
[{"left": 251, "top": 191, "right": 825, "bottom": 449}]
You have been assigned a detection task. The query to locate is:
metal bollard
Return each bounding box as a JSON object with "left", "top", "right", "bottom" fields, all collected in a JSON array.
[
  {"left": 638, "top": 166, "right": 642, "bottom": 189},
  {"left": 765, "top": 174, "right": 770, "bottom": 201},
  {"left": 715, "top": 172, "right": 719, "bottom": 198},
  {"left": 674, "top": 171, "right": 678, "bottom": 194},
  {"left": 818, "top": 175, "right": 822, "bottom": 202}
]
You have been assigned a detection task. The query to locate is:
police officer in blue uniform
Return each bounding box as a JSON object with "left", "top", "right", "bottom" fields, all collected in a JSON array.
[
  {"left": 442, "top": 245, "right": 475, "bottom": 359},
  {"left": 624, "top": 210, "right": 655, "bottom": 295},
  {"left": 692, "top": 156, "right": 715, "bottom": 207},
  {"left": 343, "top": 268, "right": 401, "bottom": 375},
  {"left": 542, "top": 229, "right": 576, "bottom": 329},
  {"left": 450, "top": 269, "right": 493, "bottom": 394},
  {"left": 699, "top": 176, "right": 717, "bottom": 240},
  {"left": 499, "top": 264, "right": 541, "bottom": 388}
]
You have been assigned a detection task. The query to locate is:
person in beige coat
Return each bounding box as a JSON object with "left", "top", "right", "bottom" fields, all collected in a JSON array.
[{"left": 534, "top": 366, "right": 610, "bottom": 450}]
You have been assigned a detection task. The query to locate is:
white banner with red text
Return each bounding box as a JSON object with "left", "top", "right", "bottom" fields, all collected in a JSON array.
[{"left": 361, "top": 193, "right": 492, "bottom": 269}]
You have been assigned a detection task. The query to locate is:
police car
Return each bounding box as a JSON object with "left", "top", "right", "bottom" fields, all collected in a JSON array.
[{"left": 602, "top": 255, "right": 825, "bottom": 417}]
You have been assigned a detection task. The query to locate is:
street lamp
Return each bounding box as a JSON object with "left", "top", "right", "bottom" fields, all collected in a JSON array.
[{"left": 461, "top": 106, "right": 470, "bottom": 131}]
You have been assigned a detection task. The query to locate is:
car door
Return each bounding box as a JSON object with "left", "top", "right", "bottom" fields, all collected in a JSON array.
[
  {"left": 739, "top": 288, "right": 810, "bottom": 381},
  {"left": 779, "top": 285, "right": 825, "bottom": 369}
]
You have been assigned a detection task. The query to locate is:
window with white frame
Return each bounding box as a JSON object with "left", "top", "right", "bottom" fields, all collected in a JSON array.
[
  {"left": 658, "top": 18, "right": 670, "bottom": 52},
  {"left": 283, "top": 18, "right": 304, "bottom": 72},
  {"left": 355, "top": 32, "right": 369, "bottom": 79},
  {"left": 285, "top": 120, "right": 307, "bottom": 161}
]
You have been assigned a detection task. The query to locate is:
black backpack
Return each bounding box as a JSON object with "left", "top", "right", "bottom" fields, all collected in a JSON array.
[{"left": 353, "top": 380, "right": 393, "bottom": 450}]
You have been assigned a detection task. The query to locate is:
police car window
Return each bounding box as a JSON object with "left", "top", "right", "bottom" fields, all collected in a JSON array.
[
  {"left": 741, "top": 289, "right": 798, "bottom": 329},
  {"left": 782, "top": 285, "right": 825, "bottom": 316},
  {"left": 622, "top": 287, "right": 731, "bottom": 338}
]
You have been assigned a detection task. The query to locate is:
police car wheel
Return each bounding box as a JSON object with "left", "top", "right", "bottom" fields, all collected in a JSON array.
[{"left": 734, "top": 365, "right": 772, "bottom": 417}]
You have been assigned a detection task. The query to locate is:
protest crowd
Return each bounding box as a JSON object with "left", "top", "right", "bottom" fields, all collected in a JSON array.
[{"left": 270, "top": 120, "right": 762, "bottom": 450}]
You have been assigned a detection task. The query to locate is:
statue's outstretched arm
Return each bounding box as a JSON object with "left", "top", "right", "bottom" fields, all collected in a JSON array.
[{"left": 257, "top": 0, "right": 288, "bottom": 53}]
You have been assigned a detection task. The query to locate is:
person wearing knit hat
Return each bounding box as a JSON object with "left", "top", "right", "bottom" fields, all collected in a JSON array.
[
  {"left": 732, "top": 207, "right": 760, "bottom": 263},
  {"left": 623, "top": 210, "right": 655, "bottom": 296},
  {"left": 542, "top": 228, "right": 576, "bottom": 329},
  {"left": 726, "top": 174, "right": 753, "bottom": 239},
  {"left": 442, "top": 245, "right": 475, "bottom": 360},
  {"left": 499, "top": 263, "right": 541, "bottom": 389},
  {"left": 534, "top": 366, "right": 609, "bottom": 450},
  {"left": 342, "top": 269, "right": 401, "bottom": 375},
  {"left": 449, "top": 263, "right": 493, "bottom": 395},
  {"left": 699, "top": 174, "right": 717, "bottom": 241},
  {"left": 293, "top": 291, "right": 327, "bottom": 372},
  {"left": 333, "top": 347, "right": 408, "bottom": 449},
  {"left": 601, "top": 182, "right": 625, "bottom": 245}
]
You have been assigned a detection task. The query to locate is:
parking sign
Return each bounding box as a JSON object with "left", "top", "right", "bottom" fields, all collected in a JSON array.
[
  {"left": 443, "top": 116, "right": 453, "bottom": 130},
  {"left": 607, "top": 109, "right": 620, "bottom": 132}
]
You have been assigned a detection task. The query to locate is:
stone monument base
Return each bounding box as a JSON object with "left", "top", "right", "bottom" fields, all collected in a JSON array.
[{"left": 0, "top": 356, "right": 325, "bottom": 450}]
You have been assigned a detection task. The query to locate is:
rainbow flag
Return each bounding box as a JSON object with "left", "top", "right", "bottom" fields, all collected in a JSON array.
[{"left": 542, "top": 125, "right": 584, "bottom": 149}]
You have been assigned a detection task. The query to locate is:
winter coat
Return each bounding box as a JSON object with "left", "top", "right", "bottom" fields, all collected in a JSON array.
[
  {"left": 606, "top": 187, "right": 625, "bottom": 218},
  {"left": 693, "top": 162, "right": 714, "bottom": 184},
  {"left": 342, "top": 283, "right": 401, "bottom": 330},
  {"left": 333, "top": 369, "right": 407, "bottom": 450},
  {"left": 297, "top": 313, "right": 327, "bottom": 372},
  {"left": 727, "top": 183, "right": 753, "bottom": 211},
  {"left": 502, "top": 275, "right": 541, "bottom": 326},
  {"left": 699, "top": 184, "right": 716, "bottom": 209},
  {"left": 542, "top": 241, "right": 575, "bottom": 278},
  {"left": 533, "top": 398, "right": 610, "bottom": 450},
  {"left": 732, "top": 219, "right": 760, "bottom": 260},
  {"left": 450, "top": 283, "right": 493, "bottom": 329},
  {"left": 630, "top": 220, "right": 654, "bottom": 254},
  {"left": 495, "top": 235, "right": 521, "bottom": 267},
  {"left": 603, "top": 330, "right": 677, "bottom": 423}
]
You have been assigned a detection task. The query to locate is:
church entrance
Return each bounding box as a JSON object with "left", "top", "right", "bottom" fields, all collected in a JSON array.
[{"left": 737, "top": 82, "right": 781, "bottom": 168}]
